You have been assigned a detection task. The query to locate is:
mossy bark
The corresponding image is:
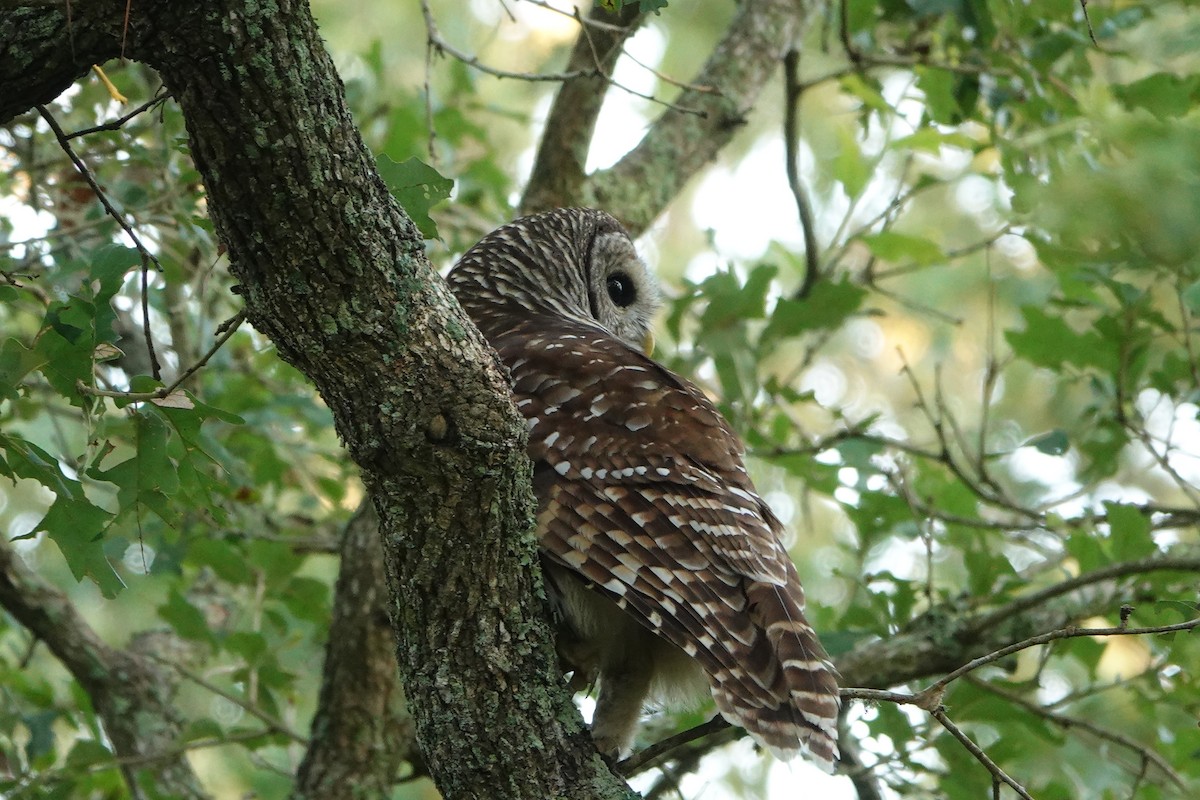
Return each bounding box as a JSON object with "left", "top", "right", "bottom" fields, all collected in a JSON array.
[{"left": 0, "top": 1, "right": 634, "bottom": 797}]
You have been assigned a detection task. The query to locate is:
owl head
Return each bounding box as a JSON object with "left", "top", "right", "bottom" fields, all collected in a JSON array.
[{"left": 447, "top": 208, "right": 660, "bottom": 349}]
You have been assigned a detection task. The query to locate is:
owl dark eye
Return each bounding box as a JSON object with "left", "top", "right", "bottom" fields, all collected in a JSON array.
[{"left": 607, "top": 272, "right": 637, "bottom": 307}]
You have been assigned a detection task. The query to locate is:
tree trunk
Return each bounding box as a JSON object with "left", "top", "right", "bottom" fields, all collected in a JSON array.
[{"left": 0, "top": 1, "right": 633, "bottom": 797}]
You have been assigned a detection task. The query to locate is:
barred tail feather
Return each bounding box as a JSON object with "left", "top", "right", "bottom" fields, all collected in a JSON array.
[{"left": 710, "top": 580, "right": 840, "bottom": 773}]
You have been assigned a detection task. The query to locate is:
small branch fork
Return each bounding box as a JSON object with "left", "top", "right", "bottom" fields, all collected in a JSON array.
[
  {"left": 419, "top": 0, "right": 706, "bottom": 115},
  {"left": 65, "top": 86, "right": 171, "bottom": 140},
  {"left": 36, "top": 102, "right": 170, "bottom": 380},
  {"left": 623, "top": 614, "right": 1200, "bottom": 793},
  {"left": 77, "top": 308, "right": 247, "bottom": 403}
]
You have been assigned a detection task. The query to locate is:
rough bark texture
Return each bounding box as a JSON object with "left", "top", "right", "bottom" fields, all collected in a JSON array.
[
  {"left": 293, "top": 504, "right": 416, "bottom": 799},
  {"left": 837, "top": 556, "right": 1200, "bottom": 690},
  {"left": 0, "top": 538, "right": 205, "bottom": 799},
  {"left": 0, "top": 2, "right": 632, "bottom": 798},
  {"left": 7, "top": 1, "right": 1188, "bottom": 794}
]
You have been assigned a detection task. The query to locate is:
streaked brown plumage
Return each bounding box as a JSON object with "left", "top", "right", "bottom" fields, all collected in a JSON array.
[{"left": 447, "top": 208, "right": 839, "bottom": 771}]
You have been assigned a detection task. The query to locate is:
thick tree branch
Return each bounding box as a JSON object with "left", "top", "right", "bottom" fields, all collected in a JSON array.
[
  {"left": 0, "top": 6, "right": 122, "bottom": 121},
  {"left": 293, "top": 503, "right": 419, "bottom": 797},
  {"left": 584, "top": 0, "right": 817, "bottom": 236},
  {"left": 837, "top": 560, "right": 1195, "bottom": 690},
  {"left": 628, "top": 556, "right": 1199, "bottom": 773},
  {"left": 519, "top": 2, "right": 643, "bottom": 216},
  {"left": 1, "top": 2, "right": 632, "bottom": 798},
  {"left": 0, "top": 538, "right": 206, "bottom": 799}
]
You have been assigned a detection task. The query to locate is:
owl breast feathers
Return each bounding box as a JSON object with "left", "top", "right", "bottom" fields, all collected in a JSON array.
[{"left": 446, "top": 208, "right": 839, "bottom": 772}]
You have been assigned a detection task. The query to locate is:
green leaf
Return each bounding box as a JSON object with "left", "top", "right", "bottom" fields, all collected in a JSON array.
[
  {"left": 0, "top": 338, "right": 47, "bottom": 403},
  {"left": 0, "top": 433, "right": 124, "bottom": 596},
  {"left": 762, "top": 279, "right": 867, "bottom": 341},
  {"left": 1005, "top": 307, "right": 1116, "bottom": 372},
  {"left": 917, "top": 67, "right": 959, "bottom": 124},
  {"left": 0, "top": 433, "right": 82, "bottom": 500},
  {"left": 88, "top": 411, "right": 182, "bottom": 529},
  {"left": 1181, "top": 280, "right": 1200, "bottom": 315},
  {"left": 226, "top": 631, "right": 269, "bottom": 663},
  {"left": 65, "top": 739, "right": 114, "bottom": 768},
  {"left": 158, "top": 588, "right": 215, "bottom": 646},
  {"left": 35, "top": 300, "right": 99, "bottom": 407},
  {"left": 840, "top": 73, "right": 894, "bottom": 116},
  {"left": 891, "top": 127, "right": 980, "bottom": 154},
  {"left": 1112, "top": 73, "right": 1200, "bottom": 121},
  {"left": 375, "top": 155, "right": 453, "bottom": 239},
  {"left": 1024, "top": 429, "right": 1069, "bottom": 456},
  {"left": 1076, "top": 419, "right": 1129, "bottom": 482},
  {"left": 1105, "top": 501, "right": 1155, "bottom": 560},
  {"left": 832, "top": 126, "right": 871, "bottom": 198},
  {"left": 21, "top": 710, "right": 60, "bottom": 761},
  {"left": 189, "top": 538, "right": 255, "bottom": 585},
  {"left": 860, "top": 231, "right": 945, "bottom": 265},
  {"left": 184, "top": 718, "right": 225, "bottom": 741},
  {"left": 88, "top": 245, "right": 139, "bottom": 340},
  {"left": 1066, "top": 529, "right": 1108, "bottom": 573},
  {"left": 39, "top": 496, "right": 124, "bottom": 598}
]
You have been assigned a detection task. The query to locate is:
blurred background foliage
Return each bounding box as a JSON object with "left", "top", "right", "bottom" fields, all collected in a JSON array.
[{"left": 1, "top": 0, "right": 1199, "bottom": 798}]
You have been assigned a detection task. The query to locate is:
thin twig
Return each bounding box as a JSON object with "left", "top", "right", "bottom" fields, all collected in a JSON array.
[
  {"left": 420, "top": 0, "right": 585, "bottom": 82},
  {"left": 971, "top": 555, "right": 1200, "bottom": 633},
  {"left": 78, "top": 308, "right": 246, "bottom": 401},
  {"left": 35, "top": 98, "right": 168, "bottom": 382},
  {"left": 10, "top": 728, "right": 276, "bottom": 792},
  {"left": 66, "top": 88, "right": 171, "bottom": 140},
  {"left": 524, "top": 0, "right": 630, "bottom": 32},
  {"left": 872, "top": 225, "right": 1012, "bottom": 281},
  {"left": 924, "top": 617, "right": 1200, "bottom": 698},
  {"left": 1080, "top": 0, "right": 1099, "bottom": 47},
  {"left": 1176, "top": 277, "right": 1200, "bottom": 389},
  {"left": 842, "top": 616, "right": 1200, "bottom": 711},
  {"left": 142, "top": 651, "right": 308, "bottom": 744},
  {"left": 930, "top": 707, "right": 1034, "bottom": 800},
  {"left": 139, "top": 255, "right": 162, "bottom": 379},
  {"left": 783, "top": 49, "right": 821, "bottom": 299},
  {"left": 419, "top": 0, "right": 704, "bottom": 115},
  {"left": 36, "top": 106, "right": 165, "bottom": 277},
  {"left": 969, "top": 677, "right": 1186, "bottom": 789},
  {"left": 617, "top": 715, "right": 731, "bottom": 776}
]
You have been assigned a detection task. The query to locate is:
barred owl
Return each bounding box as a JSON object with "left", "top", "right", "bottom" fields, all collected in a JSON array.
[{"left": 447, "top": 208, "right": 839, "bottom": 771}]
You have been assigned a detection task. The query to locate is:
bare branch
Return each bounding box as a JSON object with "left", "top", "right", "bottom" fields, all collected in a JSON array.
[
  {"left": 924, "top": 617, "right": 1200, "bottom": 698},
  {"left": 585, "top": 0, "right": 818, "bottom": 236},
  {"left": 143, "top": 651, "right": 309, "bottom": 743},
  {"left": 35, "top": 104, "right": 165, "bottom": 276},
  {"left": 783, "top": 48, "right": 821, "bottom": 299},
  {"left": 65, "top": 85, "right": 171, "bottom": 139},
  {"left": 617, "top": 715, "right": 735, "bottom": 777},
  {"left": 0, "top": 538, "right": 207, "bottom": 799},
  {"left": 971, "top": 554, "right": 1200, "bottom": 633},
  {"left": 930, "top": 707, "right": 1034, "bottom": 800},
  {"left": 520, "top": 1, "right": 643, "bottom": 215},
  {"left": 78, "top": 309, "right": 246, "bottom": 401},
  {"left": 36, "top": 103, "right": 165, "bottom": 379}
]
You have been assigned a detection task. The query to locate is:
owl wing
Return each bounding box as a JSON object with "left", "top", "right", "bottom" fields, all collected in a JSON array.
[{"left": 493, "top": 317, "right": 840, "bottom": 769}]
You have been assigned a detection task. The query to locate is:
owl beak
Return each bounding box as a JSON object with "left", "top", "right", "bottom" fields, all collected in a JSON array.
[{"left": 642, "top": 331, "right": 655, "bottom": 356}]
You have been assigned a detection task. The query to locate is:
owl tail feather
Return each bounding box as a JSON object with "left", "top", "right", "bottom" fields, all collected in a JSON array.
[{"left": 710, "top": 581, "right": 840, "bottom": 773}]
